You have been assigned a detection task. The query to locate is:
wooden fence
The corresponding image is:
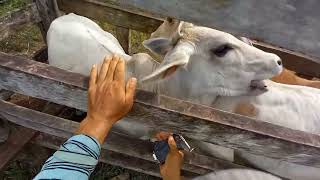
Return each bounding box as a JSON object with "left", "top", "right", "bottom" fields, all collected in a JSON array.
[{"left": 1, "top": 0, "right": 320, "bottom": 178}]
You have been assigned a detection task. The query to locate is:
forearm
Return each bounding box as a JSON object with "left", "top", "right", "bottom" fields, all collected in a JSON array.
[
  {"left": 34, "top": 134, "right": 101, "bottom": 180},
  {"left": 34, "top": 116, "right": 112, "bottom": 180},
  {"left": 76, "top": 116, "right": 113, "bottom": 145}
]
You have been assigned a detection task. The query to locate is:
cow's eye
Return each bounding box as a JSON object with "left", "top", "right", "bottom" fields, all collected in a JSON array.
[{"left": 212, "top": 45, "right": 233, "bottom": 57}]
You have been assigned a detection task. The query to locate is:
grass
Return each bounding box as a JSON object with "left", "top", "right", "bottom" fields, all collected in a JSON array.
[
  {"left": 91, "top": 163, "right": 160, "bottom": 180},
  {"left": 1, "top": 161, "right": 39, "bottom": 180},
  {"left": 0, "top": 0, "right": 44, "bottom": 57},
  {"left": 130, "top": 30, "right": 149, "bottom": 55},
  {"left": 0, "top": 0, "right": 31, "bottom": 17},
  {"left": 0, "top": 24, "right": 44, "bottom": 57},
  {"left": 0, "top": 143, "right": 51, "bottom": 180}
]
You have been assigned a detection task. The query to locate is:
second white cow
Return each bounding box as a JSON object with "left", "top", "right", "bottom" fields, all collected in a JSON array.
[{"left": 144, "top": 18, "right": 320, "bottom": 180}]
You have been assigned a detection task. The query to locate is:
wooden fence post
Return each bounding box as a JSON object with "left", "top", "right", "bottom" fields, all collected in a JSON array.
[
  {"left": 0, "top": 90, "right": 13, "bottom": 143},
  {"left": 116, "top": 26, "right": 130, "bottom": 54},
  {"left": 34, "top": 0, "right": 59, "bottom": 43},
  {"left": 0, "top": 125, "right": 38, "bottom": 171}
]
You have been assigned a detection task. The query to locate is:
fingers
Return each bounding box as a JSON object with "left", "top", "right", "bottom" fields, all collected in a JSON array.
[
  {"left": 156, "top": 132, "right": 172, "bottom": 141},
  {"left": 168, "top": 136, "right": 178, "bottom": 151},
  {"left": 125, "top": 77, "right": 137, "bottom": 106},
  {"left": 168, "top": 136, "right": 184, "bottom": 159},
  {"left": 89, "top": 64, "right": 98, "bottom": 87},
  {"left": 97, "top": 57, "right": 111, "bottom": 84},
  {"left": 114, "top": 57, "right": 125, "bottom": 86},
  {"left": 105, "top": 55, "right": 120, "bottom": 83}
]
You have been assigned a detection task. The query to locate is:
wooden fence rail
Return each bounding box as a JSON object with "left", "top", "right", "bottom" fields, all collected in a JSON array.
[
  {"left": 1, "top": 52, "right": 320, "bottom": 168},
  {"left": 0, "top": 99, "right": 246, "bottom": 177},
  {"left": 57, "top": 0, "right": 161, "bottom": 33},
  {"left": 99, "top": 0, "right": 320, "bottom": 62}
]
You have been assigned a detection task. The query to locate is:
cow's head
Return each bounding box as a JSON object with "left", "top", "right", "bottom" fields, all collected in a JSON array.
[{"left": 142, "top": 19, "right": 283, "bottom": 97}]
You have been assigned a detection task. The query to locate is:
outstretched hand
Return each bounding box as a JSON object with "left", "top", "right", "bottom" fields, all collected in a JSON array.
[{"left": 77, "top": 55, "right": 137, "bottom": 144}]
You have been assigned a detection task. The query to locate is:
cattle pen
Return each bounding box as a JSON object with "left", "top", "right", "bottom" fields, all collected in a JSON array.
[{"left": 1, "top": 0, "right": 320, "bottom": 179}]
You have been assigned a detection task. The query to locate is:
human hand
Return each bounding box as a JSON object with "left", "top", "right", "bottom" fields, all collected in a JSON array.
[
  {"left": 77, "top": 55, "right": 137, "bottom": 144},
  {"left": 157, "top": 133, "right": 184, "bottom": 180}
]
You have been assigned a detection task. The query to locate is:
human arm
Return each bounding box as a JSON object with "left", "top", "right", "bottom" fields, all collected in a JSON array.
[
  {"left": 34, "top": 55, "right": 137, "bottom": 180},
  {"left": 76, "top": 54, "right": 137, "bottom": 144}
]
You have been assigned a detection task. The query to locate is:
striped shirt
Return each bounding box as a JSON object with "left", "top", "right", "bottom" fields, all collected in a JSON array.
[{"left": 34, "top": 134, "right": 101, "bottom": 180}]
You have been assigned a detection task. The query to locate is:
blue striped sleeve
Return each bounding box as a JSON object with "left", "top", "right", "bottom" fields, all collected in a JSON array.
[{"left": 34, "top": 134, "right": 101, "bottom": 180}]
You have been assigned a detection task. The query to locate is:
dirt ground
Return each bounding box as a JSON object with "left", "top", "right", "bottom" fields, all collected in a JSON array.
[{"left": 0, "top": 0, "right": 158, "bottom": 179}]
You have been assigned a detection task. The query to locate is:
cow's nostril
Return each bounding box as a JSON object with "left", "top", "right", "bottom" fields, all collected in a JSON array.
[{"left": 277, "top": 60, "right": 282, "bottom": 66}]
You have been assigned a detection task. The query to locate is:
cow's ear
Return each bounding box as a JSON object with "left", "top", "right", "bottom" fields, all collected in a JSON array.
[
  {"left": 143, "top": 38, "right": 173, "bottom": 56},
  {"left": 142, "top": 41, "right": 194, "bottom": 82}
]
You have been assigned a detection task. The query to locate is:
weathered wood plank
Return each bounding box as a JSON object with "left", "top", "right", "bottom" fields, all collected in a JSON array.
[
  {"left": 0, "top": 90, "right": 13, "bottom": 100},
  {"left": 0, "top": 3, "right": 41, "bottom": 41},
  {"left": 116, "top": 26, "right": 130, "bottom": 54},
  {"left": 0, "top": 125, "right": 37, "bottom": 170},
  {"left": 0, "top": 90, "right": 13, "bottom": 143},
  {"left": 34, "top": 0, "right": 59, "bottom": 43},
  {"left": 0, "top": 100, "right": 243, "bottom": 175},
  {"left": 56, "top": 0, "right": 161, "bottom": 33},
  {"left": 1, "top": 53, "right": 320, "bottom": 167},
  {"left": 100, "top": 0, "right": 320, "bottom": 62},
  {"left": 0, "top": 119, "right": 9, "bottom": 143}
]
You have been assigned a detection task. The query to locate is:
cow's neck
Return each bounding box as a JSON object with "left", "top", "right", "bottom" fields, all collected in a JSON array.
[
  {"left": 158, "top": 72, "right": 219, "bottom": 106},
  {"left": 213, "top": 80, "right": 320, "bottom": 133}
]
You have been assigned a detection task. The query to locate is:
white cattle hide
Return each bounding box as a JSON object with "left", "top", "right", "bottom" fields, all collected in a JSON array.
[{"left": 144, "top": 18, "right": 320, "bottom": 180}]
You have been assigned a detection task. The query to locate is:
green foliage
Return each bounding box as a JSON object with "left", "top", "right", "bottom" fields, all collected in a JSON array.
[
  {"left": 130, "top": 30, "right": 149, "bottom": 55},
  {"left": 0, "top": 160, "right": 39, "bottom": 180},
  {"left": 0, "top": 0, "right": 31, "bottom": 17}
]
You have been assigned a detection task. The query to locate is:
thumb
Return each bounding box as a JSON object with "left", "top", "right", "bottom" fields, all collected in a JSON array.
[
  {"left": 168, "top": 136, "right": 184, "bottom": 160},
  {"left": 125, "top": 77, "right": 137, "bottom": 107},
  {"left": 168, "top": 136, "right": 178, "bottom": 151}
]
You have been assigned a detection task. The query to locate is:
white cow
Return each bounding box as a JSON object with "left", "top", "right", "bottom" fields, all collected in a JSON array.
[
  {"left": 143, "top": 21, "right": 320, "bottom": 133},
  {"left": 143, "top": 18, "right": 320, "bottom": 180},
  {"left": 48, "top": 14, "right": 320, "bottom": 179},
  {"left": 48, "top": 13, "right": 161, "bottom": 140},
  {"left": 47, "top": 13, "right": 158, "bottom": 92},
  {"left": 194, "top": 169, "right": 280, "bottom": 180}
]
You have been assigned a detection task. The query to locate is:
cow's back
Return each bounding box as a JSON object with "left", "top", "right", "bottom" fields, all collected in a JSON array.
[{"left": 47, "top": 13, "right": 126, "bottom": 75}]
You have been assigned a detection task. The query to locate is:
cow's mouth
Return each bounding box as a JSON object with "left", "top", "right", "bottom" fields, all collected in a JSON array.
[
  {"left": 250, "top": 80, "right": 268, "bottom": 90},
  {"left": 250, "top": 80, "right": 268, "bottom": 91}
]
